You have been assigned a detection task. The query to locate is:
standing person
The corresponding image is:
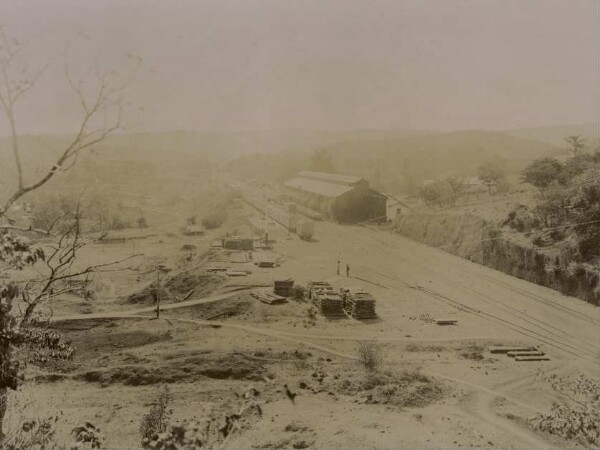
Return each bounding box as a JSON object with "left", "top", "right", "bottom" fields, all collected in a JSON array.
[
  {"left": 346, "top": 264, "right": 350, "bottom": 278},
  {"left": 337, "top": 260, "right": 340, "bottom": 276}
]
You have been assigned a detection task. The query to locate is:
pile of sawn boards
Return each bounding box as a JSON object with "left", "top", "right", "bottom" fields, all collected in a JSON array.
[
  {"left": 340, "top": 288, "right": 377, "bottom": 319},
  {"left": 308, "top": 281, "right": 345, "bottom": 318},
  {"left": 251, "top": 290, "right": 287, "bottom": 305},
  {"left": 273, "top": 279, "right": 294, "bottom": 297}
]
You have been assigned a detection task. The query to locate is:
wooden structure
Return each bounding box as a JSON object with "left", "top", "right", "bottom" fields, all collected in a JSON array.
[
  {"left": 251, "top": 290, "right": 287, "bottom": 304},
  {"left": 222, "top": 237, "right": 254, "bottom": 251},
  {"left": 490, "top": 345, "right": 550, "bottom": 362},
  {"left": 284, "top": 171, "right": 387, "bottom": 224},
  {"left": 274, "top": 279, "right": 294, "bottom": 297},
  {"left": 340, "top": 288, "right": 377, "bottom": 319},
  {"left": 308, "top": 281, "right": 345, "bottom": 318}
]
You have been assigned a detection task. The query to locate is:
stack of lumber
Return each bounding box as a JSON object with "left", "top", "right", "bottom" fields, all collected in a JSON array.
[
  {"left": 308, "top": 281, "right": 345, "bottom": 317},
  {"left": 340, "top": 288, "right": 377, "bottom": 319},
  {"left": 251, "top": 290, "right": 287, "bottom": 305},
  {"left": 314, "top": 291, "right": 345, "bottom": 318},
  {"left": 435, "top": 318, "right": 458, "bottom": 325},
  {"left": 307, "top": 281, "right": 332, "bottom": 300},
  {"left": 490, "top": 346, "right": 536, "bottom": 354},
  {"left": 274, "top": 279, "right": 294, "bottom": 297}
]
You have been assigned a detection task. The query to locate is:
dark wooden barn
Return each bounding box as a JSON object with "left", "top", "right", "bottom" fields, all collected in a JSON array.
[{"left": 283, "top": 171, "right": 387, "bottom": 224}]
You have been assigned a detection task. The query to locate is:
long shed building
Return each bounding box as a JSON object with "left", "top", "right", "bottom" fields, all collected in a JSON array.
[{"left": 284, "top": 171, "right": 387, "bottom": 224}]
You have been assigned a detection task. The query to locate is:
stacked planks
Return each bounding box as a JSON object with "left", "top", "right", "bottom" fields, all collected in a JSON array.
[
  {"left": 340, "top": 288, "right": 377, "bottom": 319},
  {"left": 308, "top": 281, "right": 345, "bottom": 317},
  {"left": 251, "top": 290, "right": 287, "bottom": 305},
  {"left": 273, "top": 279, "right": 294, "bottom": 297},
  {"left": 490, "top": 345, "right": 550, "bottom": 361}
]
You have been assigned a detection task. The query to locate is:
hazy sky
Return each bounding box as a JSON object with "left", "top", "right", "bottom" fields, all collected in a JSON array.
[{"left": 0, "top": 0, "right": 598, "bottom": 134}]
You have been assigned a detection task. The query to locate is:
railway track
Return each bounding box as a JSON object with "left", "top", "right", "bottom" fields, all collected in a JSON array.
[{"left": 326, "top": 225, "right": 600, "bottom": 364}]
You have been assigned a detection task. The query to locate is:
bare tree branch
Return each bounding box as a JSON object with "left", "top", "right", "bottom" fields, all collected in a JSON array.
[{"left": 0, "top": 29, "right": 140, "bottom": 218}]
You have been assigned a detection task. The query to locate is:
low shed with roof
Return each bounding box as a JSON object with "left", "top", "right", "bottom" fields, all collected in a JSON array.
[{"left": 283, "top": 171, "right": 387, "bottom": 224}]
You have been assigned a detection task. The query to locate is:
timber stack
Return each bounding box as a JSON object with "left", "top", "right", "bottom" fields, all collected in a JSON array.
[
  {"left": 340, "top": 288, "right": 377, "bottom": 319},
  {"left": 274, "top": 279, "right": 294, "bottom": 297},
  {"left": 308, "top": 281, "right": 345, "bottom": 318}
]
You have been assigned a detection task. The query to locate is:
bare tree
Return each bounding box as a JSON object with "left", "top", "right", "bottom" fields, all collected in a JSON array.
[
  {"left": 445, "top": 175, "right": 465, "bottom": 205},
  {"left": 0, "top": 26, "right": 141, "bottom": 220},
  {"left": 0, "top": 27, "right": 139, "bottom": 440}
]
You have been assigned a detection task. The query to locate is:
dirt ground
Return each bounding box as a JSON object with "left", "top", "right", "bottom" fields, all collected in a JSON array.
[{"left": 7, "top": 196, "right": 599, "bottom": 449}]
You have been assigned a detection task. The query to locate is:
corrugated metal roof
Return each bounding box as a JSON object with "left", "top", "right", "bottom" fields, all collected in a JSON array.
[
  {"left": 284, "top": 177, "right": 354, "bottom": 198},
  {"left": 298, "top": 171, "right": 363, "bottom": 186}
]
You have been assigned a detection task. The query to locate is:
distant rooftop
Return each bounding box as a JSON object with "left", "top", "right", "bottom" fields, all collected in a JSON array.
[
  {"left": 298, "top": 171, "right": 363, "bottom": 186},
  {"left": 284, "top": 177, "right": 354, "bottom": 198}
]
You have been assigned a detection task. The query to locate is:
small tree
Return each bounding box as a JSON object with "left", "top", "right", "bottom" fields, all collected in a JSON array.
[
  {"left": 445, "top": 175, "right": 465, "bottom": 204},
  {"left": 419, "top": 181, "right": 452, "bottom": 208},
  {"left": 521, "top": 158, "right": 563, "bottom": 195},
  {"left": 357, "top": 341, "right": 384, "bottom": 371},
  {"left": 137, "top": 216, "right": 148, "bottom": 229},
  {"left": 478, "top": 159, "right": 506, "bottom": 194},
  {"left": 565, "top": 135, "right": 586, "bottom": 155}
]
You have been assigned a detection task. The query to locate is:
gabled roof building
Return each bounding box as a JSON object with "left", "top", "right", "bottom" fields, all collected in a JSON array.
[{"left": 284, "top": 171, "right": 387, "bottom": 224}]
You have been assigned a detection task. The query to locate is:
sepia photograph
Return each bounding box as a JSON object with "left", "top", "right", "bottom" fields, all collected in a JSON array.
[{"left": 0, "top": 0, "right": 599, "bottom": 448}]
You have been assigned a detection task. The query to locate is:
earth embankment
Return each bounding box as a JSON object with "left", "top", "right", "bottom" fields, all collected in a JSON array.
[{"left": 394, "top": 213, "right": 599, "bottom": 305}]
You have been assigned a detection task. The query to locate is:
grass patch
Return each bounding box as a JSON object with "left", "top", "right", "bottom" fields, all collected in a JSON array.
[
  {"left": 332, "top": 367, "right": 444, "bottom": 408},
  {"left": 457, "top": 343, "right": 485, "bottom": 361},
  {"left": 405, "top": 344, "right": 446, "bottom": 353}
]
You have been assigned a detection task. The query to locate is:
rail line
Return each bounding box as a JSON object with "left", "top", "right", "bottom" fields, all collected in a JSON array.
[
  {"left": 335, "top": 229, "right": 599, "bottom": 364},
  {"left": 374, "top": 226, "right": 599, "bottom": 325}
]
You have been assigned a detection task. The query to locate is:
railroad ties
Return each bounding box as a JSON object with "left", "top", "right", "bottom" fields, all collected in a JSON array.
[{"left": 490, "top": 345, "right": 550, "bottom": 362}]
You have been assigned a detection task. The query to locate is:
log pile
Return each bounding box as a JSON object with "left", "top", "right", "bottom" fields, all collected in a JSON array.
[
  {"left": 273, "top": 279, "right": 294, "bottom": 297},
  {"left": 340, "top": 288, "right": 377, "bottom": 319}
]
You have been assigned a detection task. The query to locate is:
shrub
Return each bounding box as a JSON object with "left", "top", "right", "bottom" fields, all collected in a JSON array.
[
  {"left": 109, "top": 215, "right": 131, "bottom": 230},
  {"left": 2, "top": 416, "right": 57, "bottom": 450},
  {"left": 356, "top": 342, "right": 384, "bottom": 371},
  {"left": 140, "top": 386, "right": 173, "bottom": 441},
  {"left": 458, "top": 343, "right": 485, "bottom": 360},
  {"left": 142, "top": 421, "right": 205, "bottom": 450},
  {"left": 71, "top": 422, "right": 104, "bottom": 449},
  {"left": 521, "top": 158, "right": 563, "bottom": 192},
  {"left": 532, "top": 235, "right": 545, "bottom": 247},
  {"left": 532, "top": 373, "right": 599, "bottom": 447},
  {"left": 137, "top": 217, "right": 148, "bottom": 229},
  {"left": 292, "top": 285, "right": 306, "bottom": 302}
]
